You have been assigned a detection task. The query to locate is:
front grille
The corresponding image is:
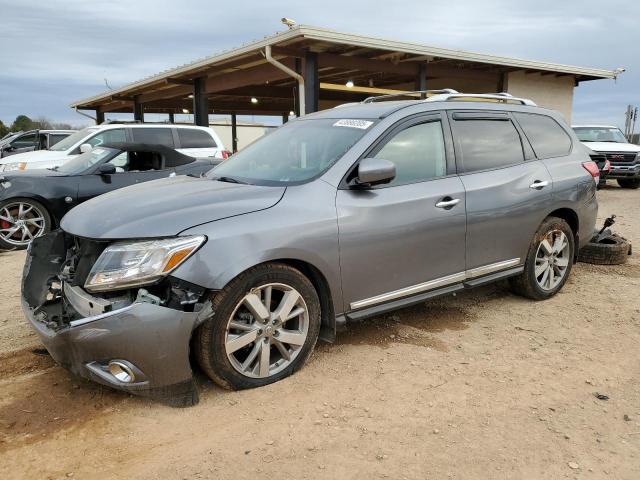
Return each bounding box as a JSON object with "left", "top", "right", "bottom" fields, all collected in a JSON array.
[{"left": 604, "top": 152, "right": 637, "bottom": 163}]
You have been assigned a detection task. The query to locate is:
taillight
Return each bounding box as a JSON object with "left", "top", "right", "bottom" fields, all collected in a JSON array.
[
  {"left": 221, "top": 150, "right": 229, "bottom": 160},
  {"left": 582, "top": 161, "right": 600, "bottom": 185},
  {"left": 603, "top": 159, "right": 611, "bottom": 173}
]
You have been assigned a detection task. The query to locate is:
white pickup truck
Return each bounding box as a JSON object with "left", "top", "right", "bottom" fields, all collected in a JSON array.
[{"left": 572, "top": 125, "right": 640, "bottom": 189}]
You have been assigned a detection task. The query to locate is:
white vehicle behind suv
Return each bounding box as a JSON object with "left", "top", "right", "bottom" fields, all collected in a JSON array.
[
  {"left": 0, "top": 123, "right": 226, "bottom": 172},
  {"left": 572, "top": 125, "right": 640, "bottom": 189}
]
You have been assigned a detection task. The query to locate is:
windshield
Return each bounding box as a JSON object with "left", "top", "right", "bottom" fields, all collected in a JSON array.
[
  {"left": 208, "top": 118, "right": 375, "bottom": 185},
  {"left": 50, "top": 127, "right": 100, "bottom": 151},
  {"left": 573, "top": 127, "right": 628, "bottom": 143},
  {"left": 56, "top": 147, "right": 115, "bottom": 174}
]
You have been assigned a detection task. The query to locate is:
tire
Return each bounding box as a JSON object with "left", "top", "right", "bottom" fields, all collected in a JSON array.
[
  {"left": 617, "top": 178, "right": 640, "bottom": 189},
  {"left": 597, "top": 177, "right": 607, "bottom": 190},
  {"left": 578, "top": 234, "right": 630, "bottom": 265},
  {"left": 510, "top": 216, "right": 575, "bottom": 300},
  {"left": 0, "top": 198, "right": 52, "bottom": 251},
  {"left": 195, "top": 263, "right": 321, "bottom": 390}
]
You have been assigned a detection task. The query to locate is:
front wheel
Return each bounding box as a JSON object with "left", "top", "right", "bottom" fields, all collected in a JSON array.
[
  {"left": 510, "top": 217, "right": 575, "bottom": 300},
  {"left": 0, "top": 198, "right": 51, "bottom": 250},
  {"left": 617, "top": 178, "right": 640, "bottom": 189},
  {"left": 195, "top": 263, "right": 321, "bottom": 390}
]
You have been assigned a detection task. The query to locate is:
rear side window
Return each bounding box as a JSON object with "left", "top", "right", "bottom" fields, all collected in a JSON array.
[
  {"left": 373, "top": 121, "right": 447, "bottom": 186},
  {"left": 49, "top": 134, "right": 68, "bottom": 147},
  {"left": 514, "top": 113, "right": 571, "bottom": 159},
  {"left": 452, "top": 118, "right": 524, "bottom": 173},
  {"left": 12, "top": 133, "right": 38, "bottom": 148},
  {"left": 178, "top": 129, "right": 217, "bottom": 148},
  {"left": 86, "top": 128, "right": 126, "bottom": 147},
  {"left": 131, "top": 128, "right": 175, "bottom": 147}
]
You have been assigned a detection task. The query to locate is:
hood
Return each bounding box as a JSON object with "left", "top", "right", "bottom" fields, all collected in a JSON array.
[
  {"left": 60, "top": 175, "right": 286, "bottom": 239},
  {"left": 580, "top": 141, "right": 640, "bottom": 153},
  {"left": 0, "top": 169, "right": 66, "bottom": 180},
  {"left": 0, "top": 149, "right": 68, "bottom": 166}
]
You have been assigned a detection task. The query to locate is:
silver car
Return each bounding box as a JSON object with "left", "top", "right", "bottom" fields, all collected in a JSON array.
[{"left": 22, "top": 92, "right": 599, "bottom": 406}]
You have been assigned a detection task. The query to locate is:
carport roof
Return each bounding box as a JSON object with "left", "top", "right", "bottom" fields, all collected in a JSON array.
[{"left": 71, "top": 24, "right": 619, "bottom": 113}]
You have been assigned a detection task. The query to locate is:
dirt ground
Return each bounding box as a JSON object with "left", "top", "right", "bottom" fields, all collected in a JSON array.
[{"left": 1, "top": 185, "right": 639, "bottom": 480}]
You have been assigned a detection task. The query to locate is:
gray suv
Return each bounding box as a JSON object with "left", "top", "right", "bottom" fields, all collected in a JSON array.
[{"left": 22, "top": 91, "right": 599, "bottom": 406}]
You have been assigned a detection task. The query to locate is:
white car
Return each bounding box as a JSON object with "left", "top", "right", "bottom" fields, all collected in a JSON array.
[
  {"left": 0, "top": 123, "right": 227, "bottom": 172},
  {"left": 572, "top": 125, "right": 640, "bottom": 189}
]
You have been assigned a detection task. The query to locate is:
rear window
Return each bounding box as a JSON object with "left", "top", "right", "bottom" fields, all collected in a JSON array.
[
  {"left": 131, "top": 128, "right": 174, "bottom": 147},
  {"left": 451, "top": 118, "right": 524, "bottom": 173},
  {"left": 514, "top": 113, "right": 572, "bottom": 159},
  {"left": 178, "top": 129, "right": 217, "bottom": 148}
]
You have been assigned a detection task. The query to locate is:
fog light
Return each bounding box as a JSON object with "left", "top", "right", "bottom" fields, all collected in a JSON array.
[{"left": 108, "top": 361, "right": 136, "bottom": 383}]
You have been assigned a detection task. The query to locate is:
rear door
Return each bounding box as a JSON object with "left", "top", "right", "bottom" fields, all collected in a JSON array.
[
  {"left": 449, "top": 111, "right": 553, "bottom": 274},
  {"left": 337, "top": 113, "right": 467, "bottom": 312}
]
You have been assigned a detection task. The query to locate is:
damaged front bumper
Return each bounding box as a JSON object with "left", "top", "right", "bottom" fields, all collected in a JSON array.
[{"left": 21, "top": 231, "right": 210, "bottom": 407}]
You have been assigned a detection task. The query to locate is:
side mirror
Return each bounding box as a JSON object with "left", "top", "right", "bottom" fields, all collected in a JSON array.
[
  {"left": 79, "top": 143, "right": 93, "bottom": 154},
  {"left": 352, "top": 158, "right": 396, "bottom": 188},
  {"left": 97, "top": 163, "right": 116, "bottom": 175}
]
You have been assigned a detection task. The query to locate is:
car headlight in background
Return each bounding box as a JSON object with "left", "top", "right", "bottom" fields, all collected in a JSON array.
[
  {"left": 85, "top": 235, "right": 206, "bottom": 292},
  {"left": 2, "top": 162, "right": 26, "bottom": 172}
]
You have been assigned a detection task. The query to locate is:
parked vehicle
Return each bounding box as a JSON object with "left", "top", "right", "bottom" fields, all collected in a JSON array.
[
  {"left": 582, "top": 145, "right": 611, "bottom": 189},
  {"left": 0, "top": 123, "right": 226, "bottom": 172},
  {"left": 22, "top": 91, "right": 599, "bottom": 406},
  {"left": 0, "top": 143, "right": 221, "bottom": 250},
  {"left": 0, "top": 129, "right": 75, "bottom": 159},
  {"left": 572, "top": 125, "right": 640, "bottom": 189}
]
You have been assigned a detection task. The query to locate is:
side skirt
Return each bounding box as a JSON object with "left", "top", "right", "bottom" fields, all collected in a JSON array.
[{"left": 344, "top": 266, "right": 523, "bottom": 322}]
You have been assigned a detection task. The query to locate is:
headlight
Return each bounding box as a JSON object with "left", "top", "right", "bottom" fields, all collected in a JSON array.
[
  {"left": 85, "top": 236, "right": 206, "bottom": 292},
  {"left": 2, "top": 162, "right": 25, "bottom": 172}
]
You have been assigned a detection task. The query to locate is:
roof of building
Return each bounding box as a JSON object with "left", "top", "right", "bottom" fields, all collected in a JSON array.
[{"left": 71, "top": 25, "right": 620, "bottom": 114}]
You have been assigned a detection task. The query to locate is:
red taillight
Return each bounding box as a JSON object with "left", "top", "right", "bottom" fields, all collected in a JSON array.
[
  {"left": 582, "top": 161, "right": 600, "bottom": 185},
  {"left": 221, "top": 150, "right": 230, "bottom": 160},
  {"left": 603, "top": 159, "right": 611, "bottom": 173}
]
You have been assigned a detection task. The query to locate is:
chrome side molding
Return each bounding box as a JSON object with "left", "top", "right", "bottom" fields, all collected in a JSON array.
[{"left": 350, "top": 258, "right": 520, "bottom": 310}]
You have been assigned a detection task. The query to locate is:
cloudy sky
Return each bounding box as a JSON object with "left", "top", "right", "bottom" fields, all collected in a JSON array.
[{"left": 1, "top": 0, "right": 637, "bottom": 129}]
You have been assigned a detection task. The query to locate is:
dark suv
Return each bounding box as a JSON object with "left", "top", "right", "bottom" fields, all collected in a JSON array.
[{"left": 22, "top": 91, "right": 599, "bottom": 405}]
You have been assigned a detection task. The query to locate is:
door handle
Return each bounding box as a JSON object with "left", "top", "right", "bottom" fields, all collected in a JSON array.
[
  {"left": 529, "top": 180, "right": 549, "bottom": 190},
  {"left": 435, "top": 197, "right": 460, "bottom": 209}
]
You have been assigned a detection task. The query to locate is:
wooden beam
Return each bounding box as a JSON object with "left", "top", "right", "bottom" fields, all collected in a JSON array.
[
  {"left": 166, "top": 78, "right": 193, "bottom": 85},
  {"left": 205, "top": 61, "right": 295, "bottom": 94},
  {"left": 320, "top": 82, "right": 412, "bottom": 96},
  {"left": 137, "top": 85, "right": 192, "bottom": 104},
  {"left": 110, "top": 95, "right": 133, "bottom": 102}
]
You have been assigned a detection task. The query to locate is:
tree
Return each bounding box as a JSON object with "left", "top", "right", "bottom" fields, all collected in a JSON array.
[
  {"left": 0, "top": 120, "right": 8, "bottom": 139},
  {"left": 11, "top": 115, "right": 34, "bottom": 132},
  {"left": 32, "top": 116, "right": 53, "bottom": 130}
]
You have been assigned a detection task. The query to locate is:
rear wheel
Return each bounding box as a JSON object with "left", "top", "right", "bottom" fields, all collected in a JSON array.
[
  {"left": 195, "top": 263, "right": 321, "bottom": 390},
  {"left": 617, "top": 178, "right": 640, "bottom": 189},
  {"left": 0, "top": 198, "right": 51, "bottom": 250},
  {"left": 510, "top": 217, "right": 575, "bottom": 300}
]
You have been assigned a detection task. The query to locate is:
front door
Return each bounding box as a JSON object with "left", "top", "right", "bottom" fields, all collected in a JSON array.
[
  {"left": 448, "top": 111, "right": 553, "bottom": 273},
  {"left": 77, "top": 151, "right": 169, "bottom": 204},
  {"left": 336, "top": 113, "right": 467, "bottom": 312}
]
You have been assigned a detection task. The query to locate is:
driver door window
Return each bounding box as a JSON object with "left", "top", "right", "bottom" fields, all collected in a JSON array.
[
  {"left": 108, "top": 152, "right": 129, "bottom": 172},
  {"left": 373, "top": 121, "right": 447, "bottom": 187}
]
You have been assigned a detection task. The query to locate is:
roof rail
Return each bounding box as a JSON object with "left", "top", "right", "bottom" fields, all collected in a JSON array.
[
  {"left": 424, "top": 92, "right": 537, "bottom": 106},
  {"left": 362, "top": 89, "right": 459, "bottom": 103}
]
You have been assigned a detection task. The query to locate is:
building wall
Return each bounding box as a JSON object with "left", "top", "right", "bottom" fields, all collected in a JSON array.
[
  {"left": 209, "top": 120, "right": 274, "bottom": 151},
  {"left": 506, "top": 71, "right": 575, "bottom": 122}
]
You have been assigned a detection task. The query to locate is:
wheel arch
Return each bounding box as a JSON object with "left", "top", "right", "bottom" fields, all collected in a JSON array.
[
  {"left": 546, "top": 207, "right": 579, "bottom": 258},
  {"left": 0, "top": 194, "right": 57, "bottom": 225},
  {"left": 256, "top": 258, "right": 337, "bottom": 343}
]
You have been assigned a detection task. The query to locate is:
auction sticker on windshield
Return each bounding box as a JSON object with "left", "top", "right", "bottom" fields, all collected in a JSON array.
[{"left": 333, "top": 119, "right": 374, "bottom": 129}]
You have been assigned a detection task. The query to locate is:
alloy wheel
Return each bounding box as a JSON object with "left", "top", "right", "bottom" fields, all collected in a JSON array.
[
  {"left": 0, "top": 202, "right": 46, "bottom": 247},
  {"left": 535, "top": 230, "right": 570, "bottom": 291},
  {"left": 225, "top": 283, "right": 310, "bottom": 378}
]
